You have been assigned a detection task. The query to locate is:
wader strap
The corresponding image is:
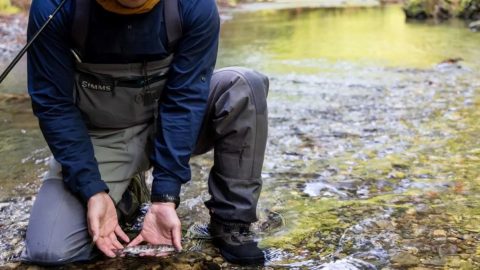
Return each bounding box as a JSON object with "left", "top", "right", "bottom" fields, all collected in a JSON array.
[
  {"left": 164, "top": 0, "right": 182, "bottom": 51},
  {"left": 72, "top": 0, "right": 91, "bottom": 58}
]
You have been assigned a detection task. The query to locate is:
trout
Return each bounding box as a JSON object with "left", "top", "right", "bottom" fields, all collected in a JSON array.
[{"left": 113, "top": 244, "right": 176, "bottom": 257}]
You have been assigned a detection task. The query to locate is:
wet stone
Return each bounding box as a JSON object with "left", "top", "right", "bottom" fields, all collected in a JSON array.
[
  {"left": 433, "top": 229, "right": 447, "bottom": 238},
  {"left": 413, "top": 226, "right": 427, "bottom": 237},
  {"left": 414, "top": 204, "right": 430, "bottom": 215},
  {"left": 212, "top": 257, "right": 223, "bottom": 264},
  {"left": 390, "top": 251, "right": 420, "bottom": 267},
  {"left": 438, "top": 244, "right": 459, "bottom": 257},
  {"left": 422, "top": 257, "right": 446, "bottom": 266},
  {"left": 2, "top": 262, "right": 20, "bottom": 269},
  {"left": 26, "top": 266, "right": 43, "bottom": 270},
  {"left": 446, "top": 257, "right": 465, "bottom": 268},
  {"left": 406, "top": 208, "right": 416, "bottom": 215},
  {"left": 374, "top": 220, "right": 392, "bottom": 229},
  {"left": 459, "top": 254, "right": 470, "bottom": 259},
  {"left": 178, "top": 252, "right": 204, "bottom": 264},
  {"left": 167, "top": 263, "right": 192, "bottom": 270},
  {"left": 404, "top": 246, "right": 419, "bottom": 255},
  {"left": 448, "top": 237, "right": 460, "bottom": 243}
]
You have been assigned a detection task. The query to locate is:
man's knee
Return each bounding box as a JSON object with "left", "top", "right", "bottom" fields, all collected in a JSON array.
[
  {"left": 21, "top": 179, "right": 94, "bottom": 265},
  {"left": 216, "top": 67, "right": 269, "bottom": 94},
  {"left": 23, "top": 238, "right": 93, "bottom": 266},
  {"left": 212, "top": 67, "right": 269, "bottom": 115}
]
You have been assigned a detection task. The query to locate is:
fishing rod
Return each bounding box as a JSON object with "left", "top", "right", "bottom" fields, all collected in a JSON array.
[{"left": 0, "top": 0, "right": 69, "bottom": 84}]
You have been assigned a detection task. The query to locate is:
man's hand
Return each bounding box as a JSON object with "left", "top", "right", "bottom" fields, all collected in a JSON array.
[
  {"left": 87, "top": 192, "right": 130, "bottom": 257},
  {"left": 127, "top": 202, "right": 182, "bottom": 253}
]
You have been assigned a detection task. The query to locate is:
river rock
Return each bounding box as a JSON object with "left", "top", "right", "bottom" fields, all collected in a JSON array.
[
  {"left": 212, "top": 257, "right": 224, "bottom": 264},
  {"left": 448, "top": 237, "right": 461, "bottom": 243},
  {"left": 414, "top": 203, "right": 430, "bottom": 215},
  {"left": 469, "top": 20, "right": 480, "bottom": 31},
  {"left": 374, "top": 220, "right": 392, "bottom": 229},
  {"left": 433, "top": 229, "right": 447, "bottom": 238},
  {"left": 2, "top": 262, "right": 20, "bottom": 269},
  {"left": 413, "top": 225, "right": 427, "bottom": 237},
  {"left": 391, "top": 251, "right": 420, "bottom": 267},
  {"left": 422, "top": 257, "right": 446, "bottom": 266},
  {"left": 406, "top": 208, "right": 417, "bottom": 215},
  {"left": 445, "top": 256, "right": 465, "bottom": 268}
]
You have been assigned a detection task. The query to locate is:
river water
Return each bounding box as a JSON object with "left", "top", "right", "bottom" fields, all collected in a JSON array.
[{"left": 1, "top": 4, "right": 480, "bottom": 269}]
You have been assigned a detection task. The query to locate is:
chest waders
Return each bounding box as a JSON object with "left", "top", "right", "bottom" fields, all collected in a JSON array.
[
  {"left": 70, "top": 0, "right": 183, "bottom": 210},
  {"left": 71, "top": 0, "right": 182, "bottom": 129}
]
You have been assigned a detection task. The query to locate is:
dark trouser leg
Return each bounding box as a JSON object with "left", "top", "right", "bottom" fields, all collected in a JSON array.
[
  {"left": 195, "top": 67, "right": 269, "bottom": 224},
  {"left": 21, "top": 123, "right": 152, "bottom": 265},
  {"left": 21, "top": 179, "right": 96, "bottom": 266}
]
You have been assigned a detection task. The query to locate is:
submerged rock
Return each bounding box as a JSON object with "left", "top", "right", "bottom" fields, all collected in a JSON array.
[
  {"left": 469, "top": 20, "right": 480, "bottom": 31},
  {"left": 316, "top": 257, "right": 377, "bottom": 270},
  {"left": 390, "top": 252, "right": 420, "bottom": 267},
  {"left": 432, "top": 229, "right": 447, "bottom": 238}
]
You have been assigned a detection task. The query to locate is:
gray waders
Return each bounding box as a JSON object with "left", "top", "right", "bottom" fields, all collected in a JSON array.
[{"left": 21, "top": 67, "right": 269, "bottom": 265}]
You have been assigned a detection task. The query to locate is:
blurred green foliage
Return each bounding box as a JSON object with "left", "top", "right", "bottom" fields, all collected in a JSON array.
[
  {"left": 403, "top": 0, "right": 480, "bottom": 19},
  {"left": 459, "top": 0, "right": 480, "bottom": 18},
  {"left": 0, "top": 0, "right": 19, "bottom": 13}
]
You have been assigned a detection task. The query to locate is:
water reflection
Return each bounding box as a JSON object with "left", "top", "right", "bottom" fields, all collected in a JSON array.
[{"left": 218, "top": 5, "right": 480, "bottom": 71}]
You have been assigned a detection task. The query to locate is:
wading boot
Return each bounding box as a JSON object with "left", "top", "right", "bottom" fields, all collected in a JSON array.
[{"left": 209, "top": 218, "right": 265, "bottom": 266}]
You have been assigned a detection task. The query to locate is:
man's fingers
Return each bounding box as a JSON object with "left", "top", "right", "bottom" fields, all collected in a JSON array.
[
  {"left": 172, "top": 225, "right": 182, "bottom": 251},
  {"left": 101, "top": 247, "right": 116, "bottom": 258},
  {"left": 127, "top": 234, "right": 144, "bottom": 247},
  {"left": 110, "top": 233, "right": 124, "bottom": 250},
  {"left": 96, "top": 238, "right": 116, "bottom": 258},
  {"left": 115, "top": 225, "right": 130, "bottom": 243}
]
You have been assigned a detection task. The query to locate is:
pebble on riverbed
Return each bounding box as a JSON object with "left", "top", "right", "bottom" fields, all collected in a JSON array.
[
  {"left": 432, "top": 229, "right": 447, "bottom": 238},
  {"left": 390, "top": 251, "right": 420, "bottom": 267}
]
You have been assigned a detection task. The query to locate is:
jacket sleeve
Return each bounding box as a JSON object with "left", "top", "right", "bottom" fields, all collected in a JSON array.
[
  {"left": 28, "top": 0, "right": 108, "bottom": 203},
  {"left": 150, "top": 0, "right": 220, "bottom": 202}
]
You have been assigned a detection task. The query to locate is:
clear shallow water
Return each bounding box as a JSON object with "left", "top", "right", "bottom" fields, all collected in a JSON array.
[{"left": 1, "top": 5, "right": 480, "bottom": 269}]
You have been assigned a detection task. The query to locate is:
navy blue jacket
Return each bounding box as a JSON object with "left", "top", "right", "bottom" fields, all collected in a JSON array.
[{"left": 27, "top": 0, "right": 220, "bottom": 203}]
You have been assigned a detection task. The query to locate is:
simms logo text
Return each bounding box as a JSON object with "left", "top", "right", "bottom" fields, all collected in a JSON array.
[{"left": 81, "top": 80, "right": 112, "bottom": 91}]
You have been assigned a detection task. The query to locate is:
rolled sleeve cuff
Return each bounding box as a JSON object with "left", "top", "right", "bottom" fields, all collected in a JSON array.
[
  {"left": 78, "top": 180, "right": 109, "bottom": 203},
  {"left": 151, "top": 179, "right": 182, "bottom": 208}
]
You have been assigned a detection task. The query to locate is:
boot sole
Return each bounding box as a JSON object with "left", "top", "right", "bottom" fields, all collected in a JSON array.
[{"left": 218, "top": 247, "right": 265, "bottom": 266}]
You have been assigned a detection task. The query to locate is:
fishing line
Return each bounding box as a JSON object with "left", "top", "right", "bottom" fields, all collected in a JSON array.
[{"left": 0, "top": 0, "right": 69, "bottom": 84}]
